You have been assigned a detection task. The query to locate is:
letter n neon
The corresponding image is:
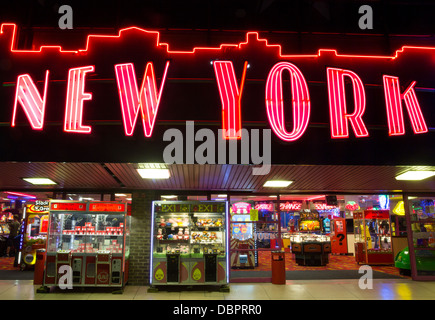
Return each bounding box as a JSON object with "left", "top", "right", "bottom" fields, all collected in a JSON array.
[{"left": 12, "top": 71, "right": 49, "bottom": 129}]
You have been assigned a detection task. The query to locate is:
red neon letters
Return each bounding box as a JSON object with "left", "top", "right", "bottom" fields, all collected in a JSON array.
[
  {"left": 383, "top": 75, "right": 428, "bottom": 135},
  {"left": 12, "top": 71, "right": 49, "bottom": 130},
  {"left": 327, "top": 67, "right": 369, "bottom": 139},
  {"left": 11, "top": 63, "right": 428, "bottom": 141},
  {"left": 213, "top": 61, "right": 247, "bottom": 139},
  {"left": 115, "top": 61, "right": 170, "bottom": 137},
  {"left": 265, "top": 62, "right": 311, "bottom": 142},
  {"left": 64, "top": 66, "right": 94, "bottom": 133}
]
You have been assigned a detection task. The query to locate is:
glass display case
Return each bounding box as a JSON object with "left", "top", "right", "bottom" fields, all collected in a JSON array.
[
  {"left": 353, "top": 210, "right": 394, "bottom": 265},
  {"left": 150, "top": 201, "right": 228, "bottom": 290},
  {"left": 41, "top": 200, "right": 130, "bottom": 291}
]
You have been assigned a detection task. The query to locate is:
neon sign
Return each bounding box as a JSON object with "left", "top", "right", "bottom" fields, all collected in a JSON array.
[
  {"left": 314, "top": 203, "right": 336, "bottom": 210},
  {"left": 254, "top": 202, "right": 302, "bottom": 211},
  {"left": 2, "top": 23, "right": 433, "bottom": 142}
]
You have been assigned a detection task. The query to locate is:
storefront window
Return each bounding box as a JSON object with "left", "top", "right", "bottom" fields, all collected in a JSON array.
[{"left": 406, "top": 196, "right": 435, "bottom": 278}]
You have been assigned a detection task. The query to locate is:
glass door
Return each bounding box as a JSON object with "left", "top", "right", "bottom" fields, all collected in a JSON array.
[{"left": 405, "top": 195, "right": 435, "bottom": 280}]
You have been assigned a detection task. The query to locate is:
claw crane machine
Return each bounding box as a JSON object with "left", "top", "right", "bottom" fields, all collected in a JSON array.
[
  {"left": 38, "top": 200, "right": 130, "bottom": 293},
  {"left": 149, "top": 201, "right": 229, "bottom": 292}
]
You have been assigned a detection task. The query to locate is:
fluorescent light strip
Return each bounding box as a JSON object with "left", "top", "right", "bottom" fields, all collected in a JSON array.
[
  {"left": 137, "top": 168, "right": 170, "bottom": 179},
  {"left": 263, "top": 180, "right": 293, "bottom": 187},
  {"left": 22, "top": 177, "right": 57, "bottom": 185},
  {"left": 395, "top": 171, "right": 435, "bottom": 181}
]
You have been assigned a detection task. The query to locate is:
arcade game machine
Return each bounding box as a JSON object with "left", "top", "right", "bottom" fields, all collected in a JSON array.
[
  {"left": 230, "top": 202, "right": 257, "bottom": 269},
  {"left": 38, "top": 200, "right": 130, "bottom": 293},
  {"left": 330, "top": 218, "right": 348, "bottom": 255},
  {"left": 353, "top": 210, "right": 393, "bottom": 265},
  {"left": 18, "top": 201, "right": 50, "bottom": 270},
  {"left": 149, "top": 201, "right": 229, "bottom": 292},
  {"left": 290, "top": 210, "right": 331, "bottom": 266},
  {"left": 279, "top": 202, "right": 302, "bottom": 252},
  {"left": 0, "top": 219, "right": 10, "bottom": 256}
]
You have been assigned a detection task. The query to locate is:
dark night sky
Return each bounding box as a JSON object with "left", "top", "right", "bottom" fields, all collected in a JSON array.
[{"left": 1, "top": 0, "right": 435, "bottom": 34}]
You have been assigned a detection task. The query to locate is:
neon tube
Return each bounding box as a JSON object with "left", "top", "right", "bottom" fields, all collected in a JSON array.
[
  {"left": 12, "top": 71, "right": 49, "bottom": 129},
  {"left": 115, "top": 61, "right": 170, "bottom": 137},
  {"left": 265, "top": 62, "right": 311, "bottom": 142},
  {"left": 383, "top": 76, "right": 428, "bottom": 135},
  {"left": 327, "top": 67, "right": 369, "bottom": 138},
  {"left": 213, "top": 61, "right": 247, "bottom": 139},
  {"left": 64, "top": 66, "right": 94, "bottom": 133}
]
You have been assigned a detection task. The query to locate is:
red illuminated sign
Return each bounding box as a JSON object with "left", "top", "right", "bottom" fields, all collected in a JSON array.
[
  {"left": 115, "top": 61, "right": 170, "bottom": 137},
  {"left": 213, "top": 61, "right": 247, "bottom": 140},
  {"left": 50, "top": 202, "right": 86, "bottom": 211},
  {"left": 12, "top": 71, "right": 49, "bottom": 130},
  {"left": 89, "top": 203, "right": 126, "bottom": 212},
  {"left": 254, "top": 202, "right": 302, "bottom": 211},
  {"left": 2, "top": 23, "right": 434, "bottom": 143},
  {"left": 266, "top": 62, "right": 311, "bottom": 142}
]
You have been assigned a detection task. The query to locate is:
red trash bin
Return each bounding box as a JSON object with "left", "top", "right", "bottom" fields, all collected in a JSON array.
[
  {"left": 271, "top": 251, "right": 286, "bottom": 284},
  {"left": 33, "top": 249, "right": 46, "bottom": 285}
]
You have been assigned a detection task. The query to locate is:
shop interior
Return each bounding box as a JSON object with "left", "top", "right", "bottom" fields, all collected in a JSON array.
[
  {"left": 2, "top": 190, "right": 435, "bottom": 282},
  {"left": 153, "top": 193, "right": 416, "bottom": 281}
]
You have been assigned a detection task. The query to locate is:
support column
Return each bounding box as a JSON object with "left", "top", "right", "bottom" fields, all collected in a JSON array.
[{"left": 128, "top": 190, "right": 155, "bottom": 285}]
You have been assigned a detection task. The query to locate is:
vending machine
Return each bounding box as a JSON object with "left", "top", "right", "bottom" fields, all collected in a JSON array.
[
  {"left": 38, "top": 200, "right": 130, "bottom": 293},
  {"left": 149, "top": 201, "right": 229, "bottom": 292},
  {"left": 331, "top": 218, "right": 348, "bottom": 254}
]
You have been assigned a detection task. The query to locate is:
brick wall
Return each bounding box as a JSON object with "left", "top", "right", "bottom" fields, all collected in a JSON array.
[{"left": 128, "top": 191, "right": 155, "bottom": 285}]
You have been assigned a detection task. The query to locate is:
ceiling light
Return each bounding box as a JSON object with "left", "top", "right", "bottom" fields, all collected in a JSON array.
[
  {"left": 115, "top": 193, "right": 127, "bottom": 197},
  {"left": 161, "top": 195, "right": 177, "bottom": 199},
  {"left": 263, "top": 180, "right": 293, "bottom": 188},
  {"left": 217, "top": 194, "right": 227, "bottom": 198},
  {"left": 137, "top": 168, "right": 170, "bottom": 179},
  {"left": 22, "top": 178, "right": 57, "bottom": 185},
  {"left": 395, "top": 171, "right": 435, "bottom": 181}
]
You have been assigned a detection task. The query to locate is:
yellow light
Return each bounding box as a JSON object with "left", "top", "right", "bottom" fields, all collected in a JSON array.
[{"left": 393, "top": 201, "right": 405, "bottom": 216}]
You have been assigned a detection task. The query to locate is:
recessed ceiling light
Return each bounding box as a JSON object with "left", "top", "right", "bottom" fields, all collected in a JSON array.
[
  {"left": 395, "top": 171, "right": 435, "bottom": 181},
  {"left": 22, "top": 178, "right": 57, "bottom": 185},
  {"left": 263, "top": 180, "right": 293, "bottom": 187},
  {"left": 161, "top": 195, "right": 177, "bottom": 199},
  {"left": 137, "top": 168, "right": 170, "bottom": 179}
]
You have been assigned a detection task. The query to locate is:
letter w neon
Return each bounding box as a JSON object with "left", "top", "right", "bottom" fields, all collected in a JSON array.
[{"left": 115, "top": 61, "right": 170, "bottom": 137}]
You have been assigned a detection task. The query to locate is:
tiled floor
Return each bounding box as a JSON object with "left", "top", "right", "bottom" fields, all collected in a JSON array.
[{"left": 0, "top": 279, "right": 434, "bottom": 300}]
